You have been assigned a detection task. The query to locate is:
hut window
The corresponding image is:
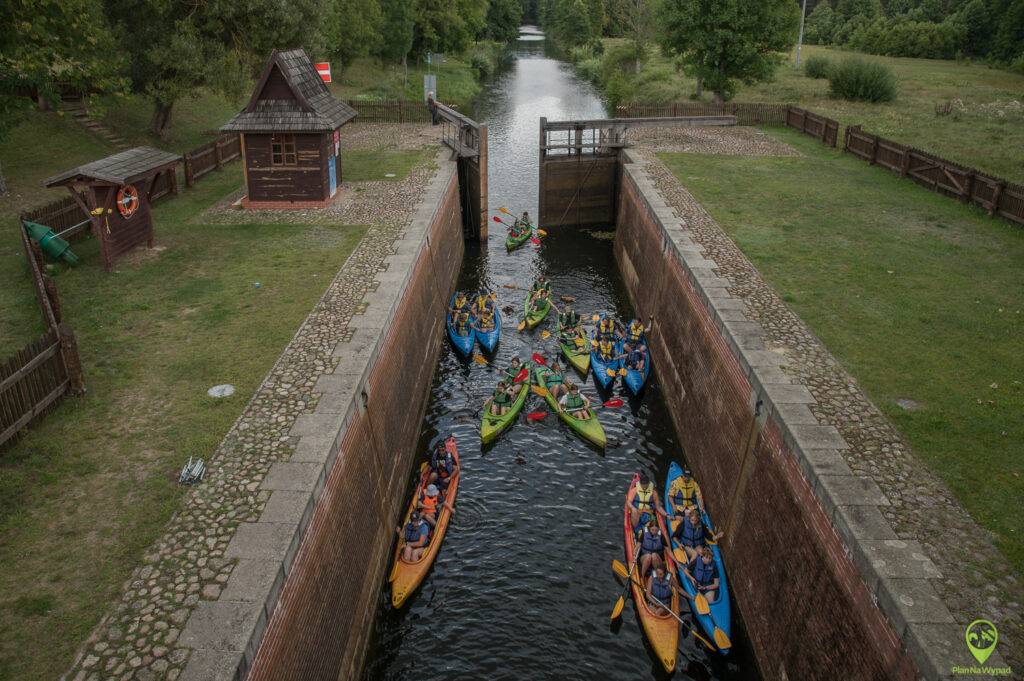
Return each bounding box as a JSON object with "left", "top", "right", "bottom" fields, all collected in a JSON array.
[{"left": 271, "top": 134, "right": 297, "bottom": 166}]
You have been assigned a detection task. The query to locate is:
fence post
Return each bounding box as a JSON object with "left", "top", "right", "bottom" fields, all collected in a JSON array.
[
  {"left": 869, "top": 135, "right": 879, "bottom": 165},
  {"left": 989, "top": 182, "right": 1004, "bottom": 217},
  {"left": 184, "top": 155, "right": 195, "bottom": 187},
  {"left": 961, "top": 171, "right": 974, "bottom": 204},
  {"left": 57, "top": 322, "right": 85, "bottom": 395},
  {"left": 900, "top": 147, "right": 910, "bottom": 177},
  {"left": 214, "top": 140, "right": 223, "bottom": 169}
]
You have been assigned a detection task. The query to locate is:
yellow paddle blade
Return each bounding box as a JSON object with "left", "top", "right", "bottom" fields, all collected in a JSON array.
[
  {"left": 691, "top": 627, "right": 715, "bottom": 651},
  {"left": 611, "top": 559, "right": 629, "bottom": 579},
  {"left": 472, "top": 353, "right": 488, "bottom": 365},
  {"left": 541, "top": 330, "right": 551, "bottom": 339},
  {"left": 537, "top": 229, "right": 547, "bottom": 236},
  {"left": 695, "top": 593, "right": 711, "bottom": 616},
  {"left": 517, "top": 320, "right": 526, "bottom": 331},
  {"left": 605, "top": 368, "right": 617, "bottom": 377},
  {"left": 673, "top": 547, "right": 688, "bottom": 564},
  {"left": 713, "top": 627, "right": 732, "bottom": 650},
  {"left": 574, "top": 337, "right": 585, "bottom": 347},
  {"left": 531, "top": 385, "right": 549, "bottom": 397},
  {"left": 611, "top": 595, "right": 626, "bottom": 620},
  {"left": 591, "top": 314, "right": 600, "bottom": 321},
  {"left": 590, "top": 339, "right": 598, "bottom": 347},
  {"left": 618, "top": 368, "right": 628, "bottom": 376},
  {"left": 499, "top": 206, "right": 509, "bottom": 213}
]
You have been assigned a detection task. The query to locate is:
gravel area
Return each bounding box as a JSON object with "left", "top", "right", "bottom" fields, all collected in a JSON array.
[
  {"left": 64, "top": 125, "right": 439, "bottom": 681},
  {"left": 629, "top": 125, "right": 800, "bottom": 156},
  {"left": 638, "top": 146, "right": 1022, "bottom": 670}
]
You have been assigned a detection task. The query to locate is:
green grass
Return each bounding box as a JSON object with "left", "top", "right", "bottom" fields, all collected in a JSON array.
[
  {"left": 588, "top": 41, "right": 1024, "bottom": 183},
  {"left": 344, "top": 148, "right": 435, "bottom": 182},
  {"left": 95, "top": 90, "right": 247, "bottom": 151},
  {"left": 659, "top": 128, "right": 1024, "bottom": 575},
  {"left": 0, "top": 166, "right": 368, "bottom": 681},
  {"left": 329, "top": 54, "right": 489, "bottom": 106}
]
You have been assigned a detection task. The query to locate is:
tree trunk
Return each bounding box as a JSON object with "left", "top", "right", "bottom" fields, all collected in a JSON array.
[
  {"left": 150, "top": 100, "right": 175, "bottom": 140},
  {"left": 695, "top": 77, "right": 703, "bottom": 98},
  {"left": 0, "top": 161, "right": 7, "bottom": 196}
]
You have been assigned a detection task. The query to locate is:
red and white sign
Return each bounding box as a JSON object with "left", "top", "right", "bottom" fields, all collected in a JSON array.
[{"left": 315, "top": 62, "right": 331, "bottom": 83}]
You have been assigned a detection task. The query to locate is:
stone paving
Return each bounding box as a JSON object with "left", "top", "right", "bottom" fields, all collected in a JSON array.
[
  {"left": 63, "top": 126, "right": 440, "bottom": 681},
  {"left": 633, "top": 129, "right": 1022, "bottom": 671}
]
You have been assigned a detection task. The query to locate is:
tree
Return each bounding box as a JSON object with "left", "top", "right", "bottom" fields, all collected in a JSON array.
[
  {"left": 805, "top": 0, "right": 838, "bottom": 43},
  {"left": 658, "top": 0, "right": 800, "bottom": 102},
  {"left": 609, "top": 0, "right": 658, "bottom": 71},
  {"left": 377, "top": 0, "right": 416, "bottom": 64},
  {"left": 486, "top": 0, "right": 525, "bottom": 43},
  {"left": 413, "top": 0, "right": 489, "bottom": 55},
  {"left": 324, "top": 0, "right": 383, "bottom": 68}
]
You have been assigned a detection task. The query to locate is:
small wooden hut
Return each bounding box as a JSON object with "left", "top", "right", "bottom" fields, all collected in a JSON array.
[
  {"left": 43, "top": 147, "right": 181, "bottom": 271},
  {"left": 221, "top": 48, "right": 357, "bottom": 209}
]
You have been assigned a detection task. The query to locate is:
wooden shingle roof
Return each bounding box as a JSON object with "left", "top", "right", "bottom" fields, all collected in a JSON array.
[
  {"left": 43, "top": 147, "right": 182, "bottom": 187},
  {"left": 221, "top": 48, "right": 357, "bottom": 133}
]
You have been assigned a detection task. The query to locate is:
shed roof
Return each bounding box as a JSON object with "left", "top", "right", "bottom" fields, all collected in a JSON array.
[
  {"left": 43, "top": 147, "right": 182, "bottom": 187},
  {"left": 221, "top": 48, "right": 357, "bottom": 133}
]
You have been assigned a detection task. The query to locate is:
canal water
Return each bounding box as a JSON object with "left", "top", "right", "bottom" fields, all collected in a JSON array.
[{"left": 365, "top": 28, "right": 757, "bottom": 681}]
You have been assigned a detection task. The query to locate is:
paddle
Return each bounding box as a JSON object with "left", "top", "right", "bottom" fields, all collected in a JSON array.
[
  {"left": 601, "top": 398, "right": 625, "bottom": 408},
  {"left": 618, "top": 368, "right": 628, "bottom": 377},
  {"left": 527, "top": 411, "right": 548, "bottom": 422},
  {"left": 471, "top": 353, "right": 488, "bottom": 365},
  {"left": 610, "top": 560, "right": 718, "bottom": 648},
  {"left": 530, "top": 237, "right": 541, "bottom": 245},
  {"left": 537, "top": 229, "right": 548, "bottom": 237},
  {"left": 517, "top": 319, "right": 526, "bottom": 331},
  {"left": 532, "top": 352, "right": 547, "bottom": 366},
  {"left": 531, "top": 384, "right": 550, "bottom": 398},
  {"left": 540, "top": 329, "right": 551, "bottom": 339},
  {"left": 512, "top": 366, "right": 529, "bottom": 383},
  {"left": 610, "top": 543, "right": 642, "bottom": 621},
  {"left": 670, "top": 547, "right": 711, "bottom": 616}
]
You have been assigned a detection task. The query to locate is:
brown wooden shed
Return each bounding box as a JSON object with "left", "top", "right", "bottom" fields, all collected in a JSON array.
[
  {"left": 43, "top": 147, "right": 182, "bottom": 271},
  {"left": 221, "top": 48, "right": 357, "bottom": 209}
]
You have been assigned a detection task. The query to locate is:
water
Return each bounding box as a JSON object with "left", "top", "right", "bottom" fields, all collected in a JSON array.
[{"left": 364, "top": 29, "right": 757, "bottom": 681}]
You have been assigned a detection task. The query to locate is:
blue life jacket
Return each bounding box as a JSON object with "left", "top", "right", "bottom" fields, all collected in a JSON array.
[
  {"left": 431, "top": 451, "right": 454, "bottom": 478},
  {"left": 678, "top": 519, "right": 706, "bottom": 548},
  {"left": 404, "top": 521, "right": 429, "bottom": 544},
  {"left": 628, "top": 349, "right": 645, "bottom": 366},
  {"left": 640, "top": 527, "right": 664, "bottom": 554},
  {"left": 691, "top": 557, "right": 717, "bottom": 586},
  {"left": 651, "top": 573, "right": 673, "bottom": 602}
]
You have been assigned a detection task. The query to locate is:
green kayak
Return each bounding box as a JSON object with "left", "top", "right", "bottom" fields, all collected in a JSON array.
[
  {"left": 505, "top": 226, "right": 532, "bottom": 252},
  {"left": 557, "top": 318, "right": 591, "bottom": 374},
  {"left": 524, "top": 292, "right": 551, "bottom": 329},
  {"left": 481, "top": 378, "right": 530, "bottom": 444},
  {"left": 532, "top": 365, "right": 606, "bottom": 448}
]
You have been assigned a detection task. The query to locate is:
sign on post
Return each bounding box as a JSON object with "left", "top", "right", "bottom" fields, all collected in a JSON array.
[
  {"left": 315, "top": 62, "right": 331, "bottom": 83},
  {"left": 424, "top": 74, "right": 437, "bottom": 101}
]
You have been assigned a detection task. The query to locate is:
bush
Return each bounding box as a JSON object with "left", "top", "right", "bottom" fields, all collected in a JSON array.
[
  {"left": 828, "top": 58, "right": 897, "bottom": 102},
  {"left": 804, "top": 55, "right": 833, "bottom": 79}
]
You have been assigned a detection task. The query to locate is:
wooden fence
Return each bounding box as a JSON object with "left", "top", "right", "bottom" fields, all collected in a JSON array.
[
  {"left": 347, "top": 99, "right": 457, "bottom": 123},
  {"left": 844, "top": 126, "right": 1024, "bottom": 226},
  {"left": 785, "top": 107, "right": 839, "bottom": 147},
  {"left": 184, "top": 134, "right": 241, "bottom": 187},
  {"left": 615, "top": 102, "right": 791, "bottom": 126}
]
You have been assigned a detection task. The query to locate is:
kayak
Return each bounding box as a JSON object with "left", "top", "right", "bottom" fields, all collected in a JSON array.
[
  {"left": 623, "top": 334, "right": 651, "bottom": 396},
  {"left": 590, "top": 334, "right": 620, "bottom": 389},
  {"left": 447, "top": 293, "right": 475, "bottom": 357},
  {"left": 557, "top": 318, "right": 591, "bottom": 374},
  {"left": 532, "top": 365, "right": 606, "bottom": 448},
  {"left": 475, "top": 303, "right": 501, "bottom": 353},
  {"left": 505, "top": 225, "right": 532, "bottom": 251},
  {"left": 523, "top": 291, "right": 551, "bottom": 329},
  {"left": 480, "top": 373, "right": 530, "bottom": 444},
  {"left": 623, "top": 473, "right": 680, "bottom": 673},
  {"left": 664, "top": 461, "right": 732, "bottom": 654},
  {"left": 390, "top": 436, "right": 461, "bottom": 607}
]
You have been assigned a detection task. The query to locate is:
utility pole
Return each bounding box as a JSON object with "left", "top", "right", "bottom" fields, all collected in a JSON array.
[{"left": 795, "top": 0, "right": 808, "bottom": 67}]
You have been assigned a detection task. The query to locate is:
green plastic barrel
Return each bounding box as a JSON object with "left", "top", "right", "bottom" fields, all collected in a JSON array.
[{"left": 22, "top": 220, "right": 79, "bottom": 265}]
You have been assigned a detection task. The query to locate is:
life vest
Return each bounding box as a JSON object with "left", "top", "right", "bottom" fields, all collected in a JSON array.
[
  {"left": 627, "top": 349, "right": 644, "bottom": 366},
  {"left": 561, "top": 312, "right": 578, "bottom": 327},
  {"left": 476, "top": 295, "right": 491, "bottom": 310},
  {"left": 599, "top": 319, "right": 615, "bottom": 335},
  {"left": 545, "top": 370, "right": 563, "bottom": 386},
  {"left": 629, "top": 322, "right": 644, "bottom": 341},
  {"left": 454, "top": 294, "right": 467, "bottom": 309},
  {"left": 564, "top": 393, "right": 584, "bottom": 410},
  {"left": 598, "top": 340, "right": 614, "bottom": 359},
  {"left": 421, "top": 492, "right": 439, "bottom": 513},
  {"left": 633, "top": 482, "right": 654, "bottom": 511},
  {"left": 480, "top": 311, "right": 494, "bottom": 328},
  {"left": 404, "top": 521, "right": 427, "bottom": 543},
  {"left": 494, "top": 387, "right": 511, "bottom": 405},
  {"left": 692, "top": 557, "right": 716, "bottom": 586},
  {"left": 457, "top": 313, "right": 470, "bottom": 329},
  {"left": 640, "top": 527, "right": 664, "bottom": 554},
  {"left": 651, "top": 573, "right": 673, "bottom": 602},
  {"left": 679, "top": 518, "right": 706, "bottom": 548},
  {"left": 431, "top": 451, "right": 453, "bottom": 478},
  {"left": 670, "top": 477, "right": 698, "bottom": 508}
]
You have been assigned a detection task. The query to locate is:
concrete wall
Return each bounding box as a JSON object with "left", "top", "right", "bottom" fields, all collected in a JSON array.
[
  {"left": 178, "top": 154, "right": 463, "bottom": 681},
  {"left": 615, "top": 151, "right": 937, "bottom": 680}
]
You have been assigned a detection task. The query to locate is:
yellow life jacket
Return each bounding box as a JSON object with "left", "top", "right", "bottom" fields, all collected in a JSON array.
[
  {"left": 454, "top": 294, "right": 467, "bottom": 309},
  {"left": 599, "top": 319, "right": 615, "bottom": 335},
  {"left": 599, "top": 339, "right": 613, "bottom": 357},
  {"left": 476, "top": 295, "right": 490, "bottom": 310},
  {"left": 634, "top": 482, "right": 654, "bottom": 511},
  {"left": 669, "top": 477, "right": 698, "bottom": 509},
  {"left": 629, "top": 322, "right": 644, "bottom": 340}
]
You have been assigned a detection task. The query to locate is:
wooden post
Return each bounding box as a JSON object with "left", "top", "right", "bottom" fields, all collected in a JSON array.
[
  {"left": 214, "top": 139, "right": 224, "bottom": 169},
  {"left": 185, "top": 154, "right": 195, "bottom": 187},
  {"left": 961, "top": 171, "right": 975, "bottom": 204},
  {"left": 990, "top": 182, "right": 1004, "bottom": 217},
  {"left": 169, "top": 165, "right": 179, "bottom": 195},
  {"left": 900, "top": 147, "right": 910, "bottom": 177},
  {"left": 57, "top": 322, "right": 85, "bottom": 394},
  {"left": 869, "top": 135, "right": 879, "bottom": 165}
]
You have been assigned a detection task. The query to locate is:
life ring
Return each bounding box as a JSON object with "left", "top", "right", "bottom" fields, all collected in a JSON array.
[{"left": 116, "top": 185, "right": 139, "bottom": 218}]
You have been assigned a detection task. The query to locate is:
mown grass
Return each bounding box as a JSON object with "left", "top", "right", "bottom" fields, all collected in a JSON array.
[
  {"left": 95, "top": 90, "right": 247, "bottom": 151},
  {"left": 329, "top": 53, "right": 491, "bottom": 106},
  {"left": 587, "top": 41, "right": 1024, "bottom": 183},
  {"left": 0, "top": 165, "right": 369, "bottom": 681},
  {"left": 659, "top": 128, "right": 1024, "bottom": 575}
]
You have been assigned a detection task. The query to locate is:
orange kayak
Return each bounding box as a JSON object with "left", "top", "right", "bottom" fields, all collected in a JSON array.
[
  {"left": 390, "top": 437, "right": 461, "bottom": 607},
  {"left": 623, "top": 473, "right": 680, "bottom": 673}
]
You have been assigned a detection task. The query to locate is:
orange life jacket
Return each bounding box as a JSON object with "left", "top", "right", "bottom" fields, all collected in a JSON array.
[{"left": 421, "top": 493, "right": 438, "bottom": 513}]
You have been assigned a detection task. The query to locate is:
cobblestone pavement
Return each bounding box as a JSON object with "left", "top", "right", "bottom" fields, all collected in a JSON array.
[
  {"left": 628, "top": 125, "right": 800, "bottom": 156},
  {"left": 634, "top": 132, "right": 1022, "bottom": 669},
  {"left": 64, "top": 128, "right": 440, "bottom": 681}
]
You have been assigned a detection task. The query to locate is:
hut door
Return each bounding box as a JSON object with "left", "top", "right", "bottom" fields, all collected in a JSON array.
[{"left": 328, "top": 156, "right": 337, "bottom": 197}]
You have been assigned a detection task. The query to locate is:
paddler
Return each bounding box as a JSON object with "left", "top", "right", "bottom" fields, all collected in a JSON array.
[
  {"left": 637, "top": 517, "right": 666, "bottom": 575},
  {"left": 503, "top": 356, "right": 525, "bottom": 384},
  {"left": 595, "top": 313, "right": 617, "bottom": 340},
  {"left": 417, "top": 483, "right": 454, "bottom": 528},
  {"left": 621, "top": 342, "right": 647, "bottom": 372},
  {"left": 683, "top": 546, "right": 721, "bottom": 603},
  {"left": 472, "top": 287, "right": 494, "bottom": 316},
  {"left": 487, "top": 380, "right": 516, "bottom": 416},
  {"left": 428, "top": 441, "right": 459, "bottom": 492},
  {"left": 626, "top": 472, "right": 668, "bottom": 530},
  {"left": 396, "top": 511, "right": 430, "bottom": 561},
  {"left": 645, "top": 564, "right": 676, "bottom": 616},
  {"left": 596, "top": 336, "right": 617, "bottom": 363},
  {"left": 455, "top": 309, "right": 473, "bottom": 337},
  {"left": 558, "top": 303, "right": 581, "bottom": 334},
  {"left": 539, "top": 360, "right": 567, "bottom": 400},
  {"left": 626, "top": 317, "right": 646, "bottom": 343},
  {"left": 558, "top": 382, "right": 591, "bottom": 419},
  {"left": 475, "top": 305, "right": 496, "bottom": 332},
  {"left": 519, "top": 210, "right": 533, "bottom": 232},
  {"left": 667, "top": 467, "right": 702, "bottom": 515},
  {"left": 450, "top": 290, "right": 469, "bottom": 315},
  {"left": 528, "top": 275, "right": 552, "bottom": 306},
  {"left": 672, "top": 505, "right": 724, "bottom": 561}
]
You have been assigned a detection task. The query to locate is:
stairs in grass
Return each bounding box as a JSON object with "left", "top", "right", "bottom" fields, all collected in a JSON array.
[{"left": 61, "top": 95, "right": 131, "bottom": 151}]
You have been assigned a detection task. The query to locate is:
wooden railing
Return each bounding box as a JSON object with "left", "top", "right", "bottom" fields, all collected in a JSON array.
[
  {"left": 785, "top": 107, "right": 839, "bottom": 147},
  {"left": 184, "top": 135, "right": 242, "bottom": 187},
  {"left": 615, "top": 102, "right": 790, "bottom": 126}
]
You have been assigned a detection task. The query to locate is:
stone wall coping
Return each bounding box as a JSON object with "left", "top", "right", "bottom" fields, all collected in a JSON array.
[
  {"left": 178, "top": 149, "right": 456, "bottom": 681},
  {"left": 620, "top": 150, "right": 982, "bottom": 679}
]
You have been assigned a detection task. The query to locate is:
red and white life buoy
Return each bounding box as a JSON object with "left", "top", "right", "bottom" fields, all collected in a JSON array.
[{"left": 117, "top": 185, "right": 139, "bottom": 217}]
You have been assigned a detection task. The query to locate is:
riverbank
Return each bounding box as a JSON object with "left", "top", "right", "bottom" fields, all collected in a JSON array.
[{"left": 567, "top": 40, "right": 1024, "bottom": 183}]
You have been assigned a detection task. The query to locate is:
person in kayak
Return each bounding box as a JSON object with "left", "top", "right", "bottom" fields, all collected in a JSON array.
[
  {"left": 595, "top": 336, "right": 617, "bottom": 363},
  {"left": 487, "top": 380, "right": 516, "bottom": 416},
  {"left": 397, "top": 511, "right": 430, "bottom": 561},
  {"left": 646, "top": 564, "right": 676, "bottom": 616},
  {"left": 450, "top": 291, "right": 469, "bottom": 315},
  {"left": 474, "top": 306, "right": 496, "bottom": 332},
  {"left": 540, "top": 361, "right": 568, "bottom": 400},
  {"left": 595, "top": 313, "right": 617, "bottom": 340},
  {"left": 455, "top": 310, "right": 473, "bottom": 337},
  {"left": 417, "top": 483, "right": 454, "bottom": 528},
  {"left": 559, "top": 303, "right": 581, "bottom": 331},
  {"left": 626, "top": 318, "right": 646, "bottom": 343},
  {"left": 472, "top": 288, "right": 494, "bottom": 316},
  {"left": 528, "top": 275, "right": 552, "bottom": 305},
  {"left": 558, "top": 382, "right": 591, "bottom": 419},
  {"left": 667, "top": 468, "right": 702, "bottom": 515},
  {"left": 621, "top": 342, "right": 647, "bottom": 372},
  {"left": 684, "top": 546, "right": 721, "bottom": 603},
  {"left": 637, "top": 517, "right": 666, "bottom": 575},
  {"left": 673, "top": 506, "right": 724, "bottom": 561},
  {"left": 428, "top": 441, "right": 459, "bottom": 492},
  {"left": 627, "top": 472, "right": 668, "bottom": 530},
  {"left": 503, "top": 357, "right": 525, "bottom": 384}
]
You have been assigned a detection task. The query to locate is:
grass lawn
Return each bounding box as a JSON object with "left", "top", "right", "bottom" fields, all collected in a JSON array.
[
  {"left": 592, "top": 41, "right": 1024, "bottom": 183},
  {"left": 330, "top": 53, "right": 492, "bottom": 106},
  {"left": 659, "top": 128, "right": 1024, "bottom": 575},
  {"left": 344, "top": 148, "right": 436, "bottom": 182},
  {"left": 0, "top": 166, "right": 369, "bottom": 680},
  {"left": 95, "top": 90, "right": 247, "bottom": 151}
]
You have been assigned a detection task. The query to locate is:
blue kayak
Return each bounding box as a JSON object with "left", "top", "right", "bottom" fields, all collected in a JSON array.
[
  {"left": 623, "top": 334, "right": 651, "bottom": 396},
  {"left": 664, "top": 461, "right": 732, "bottom": 655},
  {"left": 590, "top": 334, "right": 620, "bottom": 389},
  {"left": 447, "top": 293, "right": 475, "bottom": 358},
  {"left": 475, "top": 304, "right": 501, "bottom": 353}
]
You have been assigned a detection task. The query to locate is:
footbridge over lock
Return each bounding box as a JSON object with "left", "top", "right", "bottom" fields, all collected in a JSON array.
[{"left": 436, "top": 103, "right": 488, "bottom": 241}]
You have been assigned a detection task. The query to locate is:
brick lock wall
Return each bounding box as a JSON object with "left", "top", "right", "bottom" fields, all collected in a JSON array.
[
  {"left": 615, "top": 172, "right": 917, "bottom": 681},
  {"left": 247, "top": 173, "right": 464, "bottom": 681}
]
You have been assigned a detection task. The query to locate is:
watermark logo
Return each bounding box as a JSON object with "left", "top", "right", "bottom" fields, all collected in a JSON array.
[{"left": 966, "top": 619, "right": 998, "bottom": 665}]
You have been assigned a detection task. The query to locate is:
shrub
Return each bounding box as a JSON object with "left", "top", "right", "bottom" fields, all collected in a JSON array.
[
  {"left": 828, "top": 58, "right": 897, "bottom": 102},
  {"left": 804, "top": 55, "right": 833, "bottom": 79}
]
